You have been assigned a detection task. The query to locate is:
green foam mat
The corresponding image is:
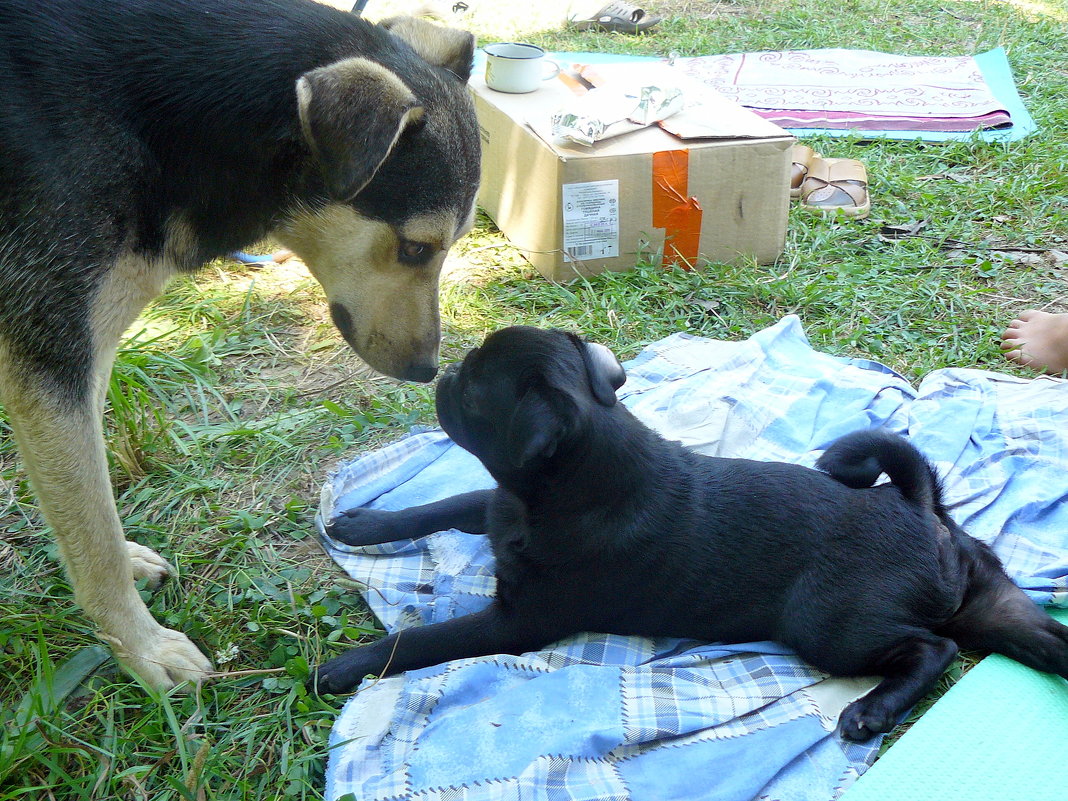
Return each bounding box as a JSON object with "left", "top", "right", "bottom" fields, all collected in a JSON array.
[{"left": 842, "top": 609, "right": 1068, "bottom": 801}]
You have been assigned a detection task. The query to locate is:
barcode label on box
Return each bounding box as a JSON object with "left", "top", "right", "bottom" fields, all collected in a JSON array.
[{"left": 561, "top": 180, "right": 619, "bottom": 260}]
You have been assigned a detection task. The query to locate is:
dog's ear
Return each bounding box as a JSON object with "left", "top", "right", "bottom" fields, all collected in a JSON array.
[
  {"left": 296, "top": 57, "right": 424, "bottom": 200},
  {"left": 505, "top": 387, "right": 568, "bottom": 468},
  {"left": 379, "top": 16, "right": 475, "bottom": 82},
  {"left": 575, "top": 337, "right": 627, "bottom": 407}
]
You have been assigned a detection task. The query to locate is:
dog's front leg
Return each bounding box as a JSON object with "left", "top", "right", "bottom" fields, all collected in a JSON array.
[
  {"left": 313, "top": 603, "right": 537, "bottom": 694},
  {"left": 1, "top": 364, "right": 213, "bottom": 690},
  {"left": 327, "top": 488, "right": 492, "bottom": 546}
]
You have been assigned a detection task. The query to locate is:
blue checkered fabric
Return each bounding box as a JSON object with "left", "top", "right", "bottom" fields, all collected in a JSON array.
[{"left": 320, "top": 316, "right": 1068, "bottom": 801}]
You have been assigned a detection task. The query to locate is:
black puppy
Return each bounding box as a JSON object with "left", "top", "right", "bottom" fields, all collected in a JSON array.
[{"left": 316, "top": 326, "right": 1068, "bottom": 740}]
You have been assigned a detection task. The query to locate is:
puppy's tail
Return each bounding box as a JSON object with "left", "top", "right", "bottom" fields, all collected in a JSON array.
[{"left": 816, "top": 428, "right": 943, "bottom": 511}]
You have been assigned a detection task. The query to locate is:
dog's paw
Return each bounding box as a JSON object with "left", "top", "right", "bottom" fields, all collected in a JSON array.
[
  {"left": 837, "top": 696, "right": 897, "bottom": 742},
  {"left": 103, "top": 627, "right": 214, "bottom": 691},
  {"left": 126, "top": 541, "right": 174, "bottom": 588},
  {"left": 310, "top": 649, "right": 376, "bottom": 695},
  {"left": 326, "top": 507, "right": 408, "bottom": 546}
]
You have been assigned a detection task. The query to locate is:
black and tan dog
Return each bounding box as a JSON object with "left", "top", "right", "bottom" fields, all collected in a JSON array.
[
  {"left": 0, "top": 0, "right": 480, "bottom": 688},
  {"left": 318, "top": 326, "right": 1068, "bottom": 740}
]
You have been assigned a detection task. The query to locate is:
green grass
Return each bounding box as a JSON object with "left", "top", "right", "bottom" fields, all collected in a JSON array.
[{"left": 2, "top": 0, "right": 1068, "bottom": 797}]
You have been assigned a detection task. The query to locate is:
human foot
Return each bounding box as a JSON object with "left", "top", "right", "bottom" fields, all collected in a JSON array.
[{"left": 1001, "top": 309, "right": 1068, "bottom": 374}]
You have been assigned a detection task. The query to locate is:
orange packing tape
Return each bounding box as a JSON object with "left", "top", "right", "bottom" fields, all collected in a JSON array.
[
  {"left": 662, "top": 197, "right": 703, "bottom": 267},
  {"left": 652, "top": 150, "right": 703, "bottom": 268},
  {"left": 557, "top": 69, "right": 591, "bottom": 95}
]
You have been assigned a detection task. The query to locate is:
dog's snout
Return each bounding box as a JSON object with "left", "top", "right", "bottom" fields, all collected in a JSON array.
[
  {"left": 327, "top": 300, "right": 440, "bottom": 382},
  {"left": 329, "top": 302, "right": 354, "bottom": 342},
  {"left": 402, "top": 362, "right": 438, "bottom": 383}
]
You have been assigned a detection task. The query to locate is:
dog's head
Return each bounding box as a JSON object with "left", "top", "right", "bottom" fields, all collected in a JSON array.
[
  {"left": 436, "top": 327, "right": 627, "bottom": 479},
  {"left": 276, "top": 17, "right": 480, "bottom": 382}
]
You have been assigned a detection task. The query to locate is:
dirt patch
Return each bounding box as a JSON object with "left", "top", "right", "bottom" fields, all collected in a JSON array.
[{"left": 647, "top": 0, "right": 752, "bottom": 19}]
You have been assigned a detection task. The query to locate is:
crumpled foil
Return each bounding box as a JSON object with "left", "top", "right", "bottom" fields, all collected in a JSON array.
[
  {"left": 551, "top": 83, "right": 684, "bottom": 146},
  {"left": 629, "top": 84, "right": 685, "bottom": 126}
]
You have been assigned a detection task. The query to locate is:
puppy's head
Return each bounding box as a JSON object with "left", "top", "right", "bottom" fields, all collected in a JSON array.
[
  {"left": 275, "top": 17, "right": 480, "bottom": 382},
  {"left": 436, "top": 327, "right": 627, "bottom": 478}
]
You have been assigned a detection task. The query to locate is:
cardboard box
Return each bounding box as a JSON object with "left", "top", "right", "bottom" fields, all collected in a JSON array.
[{"left": 471, "top": 64, "right": 794, "bottom": 281}]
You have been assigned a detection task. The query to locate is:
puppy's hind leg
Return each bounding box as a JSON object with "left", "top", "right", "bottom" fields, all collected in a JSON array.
[
  {"left": 837, "top": 632, "right": 959, "bottom": 741},
  {"left": 939, "top": 543, "right": 1068, "bottom": 679}
]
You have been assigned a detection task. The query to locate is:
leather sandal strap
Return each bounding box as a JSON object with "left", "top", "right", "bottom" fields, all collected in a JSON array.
[
  {"left": 791, "top": 144, "right": 816, "bottom": 168},
  {"left": 808, "top": 157, "right": 867, "bottom": 186},
  {"left": 823, "top": 157, "right": 868, "bottom": 184},
  {"left": 801, "top": 157, "right": 868, "bottom": 205},
  {"left": 803, "top": 177, "right": 868, "bottom": 206}
]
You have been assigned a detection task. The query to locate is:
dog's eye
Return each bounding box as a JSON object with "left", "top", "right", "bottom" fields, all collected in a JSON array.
[{"left": 398, "top": 240, "right": 434, "bottom": 265}]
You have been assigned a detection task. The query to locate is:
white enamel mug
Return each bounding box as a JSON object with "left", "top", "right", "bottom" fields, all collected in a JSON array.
[{"left": 483, "top": 42, "right": 561, "bottom": 93}]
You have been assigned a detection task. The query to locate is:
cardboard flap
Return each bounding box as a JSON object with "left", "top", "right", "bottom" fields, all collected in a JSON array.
[
  {"left": 572, "top": 61, "right": 791, "bottom": 141},
  {"left": 472, "top": 60, "right": 790, "bottom": 159},
  {"left": 470, "top": 62, "right": 790, "bottom": 160}
]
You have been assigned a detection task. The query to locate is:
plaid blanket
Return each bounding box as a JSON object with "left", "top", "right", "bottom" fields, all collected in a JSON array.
[{"left": 319, "top": 316, "right": 1068, "bottom": 801}]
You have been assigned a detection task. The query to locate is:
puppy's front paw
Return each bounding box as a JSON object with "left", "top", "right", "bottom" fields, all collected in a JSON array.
[
  {"left": 837, "top": 696, "right": 898, "bottom": 742},
  {"left": 104, "top": 626, "right": 214, "bottom": 691},
  {"left": 126, "top": 541, "right": 175, "bottom": 588},
  {"left": 311, "top": 648, "right": 378, "bottom": 695},
  {"left": 326, "top": 507, "right": 408, "bottom": 546}
]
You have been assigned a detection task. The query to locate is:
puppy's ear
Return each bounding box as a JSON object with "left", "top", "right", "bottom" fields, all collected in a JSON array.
[
  {"left": 296, "top": 57, "right": 424, "bottom": 200},
  {"left": 576, "top": 338, "right": 627, "bottom": 407},
  {"left": 506, "top": 388, "right": 567, "bottom": 468},
  {"left": 379, "top": 16, "right": 476, "bottom": 82}
]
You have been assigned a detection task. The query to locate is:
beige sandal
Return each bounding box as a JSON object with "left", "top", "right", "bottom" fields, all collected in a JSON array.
[
  {"left": 799, "top": 157, "right": 870, "bottom": 219},
  {"left": 790, "top": 144, "right": 819, "bottom": 200}
]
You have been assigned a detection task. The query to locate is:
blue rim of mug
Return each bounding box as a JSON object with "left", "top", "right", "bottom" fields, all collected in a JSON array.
[{"left": 483, "top": 42, "right": 545, "bottom": 60}]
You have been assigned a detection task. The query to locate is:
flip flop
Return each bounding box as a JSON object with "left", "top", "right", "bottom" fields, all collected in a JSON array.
[
  {"left": 571, "top": 2, "right": 662, "bottom": 33},
  {"left": 230, "top": 250, "right": 294, "bottom": 265},
  {"left": 799, "top": 157, "right": 871, "bottom": 219},
  {"left": 790, "top": 144, "right": 819, "bottom": 200}
]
